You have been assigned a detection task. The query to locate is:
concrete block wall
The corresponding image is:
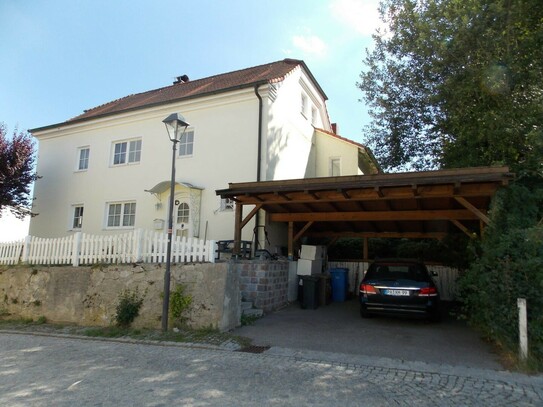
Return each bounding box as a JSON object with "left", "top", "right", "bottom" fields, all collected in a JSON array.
[{"left": 236, "top": 260, "right": 289, "bottom": 312}]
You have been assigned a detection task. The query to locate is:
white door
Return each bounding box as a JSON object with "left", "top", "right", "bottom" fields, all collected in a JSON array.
[{"left": 175, "top": 201, "right": 190, "bottom": 238}]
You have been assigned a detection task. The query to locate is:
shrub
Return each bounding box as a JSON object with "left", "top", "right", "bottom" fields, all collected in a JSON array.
[
  {"left": 115, "top": 288, "right": 145, "bottom": 328},
  {"left": 169, "top": 284, "right": 192, "bottom": 328},
  {"left": 457, "top": 180, "right": 543, "bottom": 369}
]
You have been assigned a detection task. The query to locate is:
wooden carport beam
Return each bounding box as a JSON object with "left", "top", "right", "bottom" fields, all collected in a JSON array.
[
  {"left": 454, "top": 197, "right": 490, "bottom": 225},
  {"left": 451, "top": 219, "right": 476, "bottom": 238},
  {"left": 240, "top": 204, "right": 263, "bottom": 229},
  {"left": 294, "top": 221, "right": 314, "bottom": 242},
  {"left": 233, "top": 202, "right": 243, "bottom": 257},
  {"left": 269, "top": 209, "right": 478, "bottom": 222}
]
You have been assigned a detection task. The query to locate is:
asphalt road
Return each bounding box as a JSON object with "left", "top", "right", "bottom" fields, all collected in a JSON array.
[
  {"left": 235, "top": 299, "right": 503, "bottom": 370},
  {"left": 1, "top": 332, "right": 542, "bottom": 406}
]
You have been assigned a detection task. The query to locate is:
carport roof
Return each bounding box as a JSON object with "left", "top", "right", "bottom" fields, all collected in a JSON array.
[{"left": 216, "top": 166, "right": 513, "bottom": 240}]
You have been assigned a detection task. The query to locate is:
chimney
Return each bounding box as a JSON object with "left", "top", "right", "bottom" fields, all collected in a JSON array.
[
  {"left": 331, "top": 123, "right": 339, "bottom": 134},
  {"left": 173, "top": 74, "right": 190, "bottom": 85}
]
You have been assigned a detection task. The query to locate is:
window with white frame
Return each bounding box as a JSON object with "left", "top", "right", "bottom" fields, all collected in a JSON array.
[
  {"left": 72, "top": 205, "right": 84, "bottom": 229},
  {"left": 177, "top": 202, "right": 190, "bottom": 224},
  {"left": 330, "top": 157, "right": 341, "bottom": 176},
  {"left": 301, "top": 93, "right": 308, "bottom": 118},
  {"left": 311, "top": 107, "right": 318, "bottom": 125},
  {"left": 178, "top": 130, "right": 194, "bottom": 157},
  {"left": 77, "top": 147, "right": 90, "bottom": 171},
  {"left": 112, "top": 139, "right": 142, "bottom": 165},
  {"left": 106, "top": 201, "right": 136, "bottom": 228}
]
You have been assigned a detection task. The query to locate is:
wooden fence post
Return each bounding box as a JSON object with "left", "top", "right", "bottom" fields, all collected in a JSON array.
[
  {"left": 518, "top": 298, "right": 528, "bottom": 361},
  {"left": 134, "top": 228, "right": 144, "bottom": 263},
  {"left": 72, "top": 232, "right": 82, "bottom": 267}
]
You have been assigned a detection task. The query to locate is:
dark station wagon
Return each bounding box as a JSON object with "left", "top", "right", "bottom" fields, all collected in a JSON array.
[{"left": 359, "top": 259, "right": 441, "bottom": 321}]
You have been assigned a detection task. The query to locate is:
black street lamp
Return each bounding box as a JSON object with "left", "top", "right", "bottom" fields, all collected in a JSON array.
[{"left": 161, "top": 113, "right": 190, "bottom": 332}]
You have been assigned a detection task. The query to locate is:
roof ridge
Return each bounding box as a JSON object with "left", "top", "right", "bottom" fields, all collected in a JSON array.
[{"left": 74, "top": 59, "right": 303, "bottom": 121}]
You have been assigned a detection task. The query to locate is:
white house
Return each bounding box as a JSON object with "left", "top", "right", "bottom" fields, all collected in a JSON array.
[{"left": 29, "top": 59, "right": 379, "bottom": 251}]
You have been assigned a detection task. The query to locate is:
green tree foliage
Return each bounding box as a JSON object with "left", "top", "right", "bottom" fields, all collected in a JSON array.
[
  {"left": 458, "top": 181, "right": 543, "bottom": 367},
  {"left": 359, "top": 0, "right": 543, "bottom": 173},
  {"left": 0, "top": 124, "right": 38, "bottom": 218}
]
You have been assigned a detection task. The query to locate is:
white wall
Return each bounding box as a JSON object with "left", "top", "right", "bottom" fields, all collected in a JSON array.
[{"left": 30, "top": 89, "right": 260, "bottom": 241}]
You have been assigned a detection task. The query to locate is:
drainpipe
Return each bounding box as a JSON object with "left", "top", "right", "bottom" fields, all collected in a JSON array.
[
  {"left": 254, "top": 84, "right": 263, "bottom": 182},
  {"left": 254, "top": 84, "right": 263, "bottom": 251}
]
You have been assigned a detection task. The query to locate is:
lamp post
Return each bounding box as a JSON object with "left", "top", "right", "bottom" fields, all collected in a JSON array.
[{"left": 161, "top": 113, "right": 190, "bottom": 332}]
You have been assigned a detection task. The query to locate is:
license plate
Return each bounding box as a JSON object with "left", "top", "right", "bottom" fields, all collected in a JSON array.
[{"left": 383, "top": 289, "right": 410, "bottom": 296}]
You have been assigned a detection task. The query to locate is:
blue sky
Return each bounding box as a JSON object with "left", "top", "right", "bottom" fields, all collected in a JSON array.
[{"left": 0, "top": 0, "right": 382, "bottom": 240}]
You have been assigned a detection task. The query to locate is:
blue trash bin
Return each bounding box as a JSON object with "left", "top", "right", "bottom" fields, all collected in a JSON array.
[{"left": 329, "top": 268, "right": 349, "bottom": 302}]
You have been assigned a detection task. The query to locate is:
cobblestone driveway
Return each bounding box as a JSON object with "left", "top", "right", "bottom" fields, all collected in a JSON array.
[{"left": 1, "top": 333, "right": 542, "bottom": 406}]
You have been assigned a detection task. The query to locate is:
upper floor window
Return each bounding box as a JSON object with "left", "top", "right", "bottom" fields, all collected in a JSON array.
[
  {"left": 301, "top": 93, "right": 308, "bottom": 118},
  {"left": 330, "top": 157, "right": 341, "bottom": 176},
  {"left": 77, "top": 147, "right": 90, "bottom": 171},
  {"left": 107, "top": 201, "right": 136, "bottom": 228},
  {"left": 178, "top": 130, "right": 194, "bottom": 157},
  {"left": 112, "top": 139, "right": 141, "bottom": 165},
  {"left": 72, "top": 205, "right": 84, "bottom": 229},
  {"left": 311, "top": 107, "right": 318, "bottom": 125}
]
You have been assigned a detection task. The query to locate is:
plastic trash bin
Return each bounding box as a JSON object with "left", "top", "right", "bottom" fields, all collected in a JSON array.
[
  {"left": 300, "top": 275, "right": 319, "bottom": 309},
  {"left": 329, "top": 268, "right": 349, "bottom": 302},
  {"left": 318, "top": 274, "right": 331, "bottom": 306}
]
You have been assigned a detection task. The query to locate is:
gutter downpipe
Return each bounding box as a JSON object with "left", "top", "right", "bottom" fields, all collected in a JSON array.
[{"left": 254, "top": 84, "right": 264, "bottom": 252}]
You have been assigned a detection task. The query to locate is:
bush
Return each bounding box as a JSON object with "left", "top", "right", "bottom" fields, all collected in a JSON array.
[
  {"left": 457, "top": 180, "right": 543, "bottom": 369},
  {"left": 169, "top": 284, "right": 192, "bottom": 328},
  {"left": 115, "top": 288, "right": 145, "bottom": 328}
]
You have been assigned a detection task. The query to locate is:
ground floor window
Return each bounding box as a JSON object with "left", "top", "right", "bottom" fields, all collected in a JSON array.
[
  {"left": 72, "top": 205, "right": 84, "bottom": 229},
  {"left": 107, "top": 201, "right": 136, "bottom": 228}
]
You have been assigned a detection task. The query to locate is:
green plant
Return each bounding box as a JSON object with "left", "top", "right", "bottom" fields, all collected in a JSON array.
[
  {"left": 241, "top": 313, "right": 261, "bottom": 326},
  {"left": 169, "top": 284, "right": 192, "bottom": 328},
  {"left": 115, "top": 288, "right": 146, "bottom": 328},
  {"left": 36, "top": 315, "right": 46, "bottom": 324}
]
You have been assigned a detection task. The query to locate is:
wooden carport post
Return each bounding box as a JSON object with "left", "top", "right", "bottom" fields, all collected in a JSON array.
[
  {"left": 288, "top": 222, "right": 294, "bottom": 260},
  {"left": 233, "top": 201, "right": 243, "bottom": 258}
]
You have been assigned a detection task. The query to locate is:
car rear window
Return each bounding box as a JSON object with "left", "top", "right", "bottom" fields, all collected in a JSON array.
[{"left": 365, "top": 263, "right": 430, "bottom": 282}]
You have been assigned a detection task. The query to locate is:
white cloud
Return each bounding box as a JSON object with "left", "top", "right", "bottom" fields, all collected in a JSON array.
[
  {"left": 330, "top": 0, "right": 383, "bottom": 36},
  {"left": 292, "top": 35, "right": 328, "bottom": 57}
]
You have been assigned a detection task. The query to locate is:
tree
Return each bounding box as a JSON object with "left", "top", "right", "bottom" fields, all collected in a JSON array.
[
  {"left": 0, "top": 123, "right": 38, "bottom": 219},
  {"left": 359, "top": 0, "right": 543, "bottom": 173}
]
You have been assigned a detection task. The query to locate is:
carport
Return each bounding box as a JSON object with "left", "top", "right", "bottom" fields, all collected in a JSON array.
[{"left": 216, "top": 166, "right": 513, "bottom": 257}]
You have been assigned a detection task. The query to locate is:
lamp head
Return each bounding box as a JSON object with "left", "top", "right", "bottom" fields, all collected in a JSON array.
[{"left": 163, "top": 113, "right": 190, "bottom": 142}]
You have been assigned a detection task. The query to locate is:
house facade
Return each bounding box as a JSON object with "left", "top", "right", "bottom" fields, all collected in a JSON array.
[{"left": 29, "top": 59, "right": 378, "bottom": 252}]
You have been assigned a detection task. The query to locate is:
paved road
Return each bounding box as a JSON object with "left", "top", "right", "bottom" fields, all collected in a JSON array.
[{"left": 1, "top": 333, "right": 542, "bottom": 406}]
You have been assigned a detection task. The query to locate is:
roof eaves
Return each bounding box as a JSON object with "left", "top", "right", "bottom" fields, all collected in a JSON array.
[{"left": 30, "top": 79, "right": 270, "bottom": 133}]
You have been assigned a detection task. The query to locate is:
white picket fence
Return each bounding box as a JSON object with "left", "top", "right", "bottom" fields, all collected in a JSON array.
[{"left": 0, "top": 229, "right": 216, "bottom": 266}]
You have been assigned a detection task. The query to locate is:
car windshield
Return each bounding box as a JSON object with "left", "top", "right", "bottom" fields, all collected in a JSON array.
[{"left": 365, "top": 263, "right": 430, "bottom": 282}]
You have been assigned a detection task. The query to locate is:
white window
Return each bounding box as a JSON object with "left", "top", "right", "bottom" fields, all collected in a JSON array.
[
  {"left": 177, "top": 203, "right": 190, "bottom": 224},
  {"left": 330, "top": 158, "right": 341, "bottom": 176},
  {"left": 311, "top": 107, "right": 318, "bottom": 125},
  {"left": 72, "top": 205, "right": 84, "bottom": 229},
  {"left": 301, "top": 93, "right": 308, "bottom": 118},
  {"left": 77, "top": 147, "right": 90, "bottom": 171},
  {"left": 106, "top": 201, "right": 136, "bottom": 228},
  {"left": 178, "top": 130, "right": 194, "bottom": 157},
  {"left": 220, "top": 198, "right": 235, "bottom": 211},
  {"left": 112, "top": 139, "right": 142, "bottom": 165}
]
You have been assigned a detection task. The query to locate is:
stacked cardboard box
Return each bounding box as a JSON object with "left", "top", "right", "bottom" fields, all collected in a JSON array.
[{"left": 297, "top": 245, "right": 326, "bottom": 275}]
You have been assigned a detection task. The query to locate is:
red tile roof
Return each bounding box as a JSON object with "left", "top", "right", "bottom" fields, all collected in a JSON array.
[{"left": 32, "top": 59, "right": 325, "bottom": 132}]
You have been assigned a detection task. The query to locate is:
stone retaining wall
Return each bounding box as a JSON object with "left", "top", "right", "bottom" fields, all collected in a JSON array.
[
  {"left": 0, "top": 262, "right": 240, "bottom": 332},
  {"left": 235, "top": 260, "right": 289, "bottom": 312}
]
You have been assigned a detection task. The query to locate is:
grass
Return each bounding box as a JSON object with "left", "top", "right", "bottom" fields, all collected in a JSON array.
[{"left": 0, "top": 315, "right": 252, "bottom": 349}]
